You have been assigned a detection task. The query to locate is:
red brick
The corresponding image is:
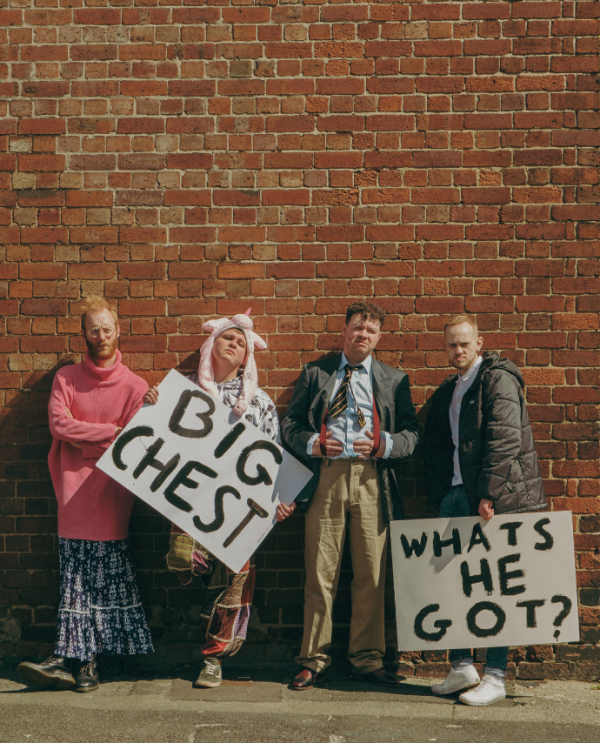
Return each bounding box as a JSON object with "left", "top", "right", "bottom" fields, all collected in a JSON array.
[
  {"left": 317, "top": 116, "right": 365, "bottom": 132},
  {"left": 515, "top": 297, "right": 565, "bottom": 313},
  {"left": 18, "top": 120, "right": 66, "bottom": 136},
  {"left": 69, "top": 228, "right": 118, "bottom": 244},
  {"left": 414, "top": 41, "right": 462, "bottom": 57},
  {"left": 120, "top": 81, "right": 168, "bottom": 97},
  {"left": 266, "top": 116, "right": 315, "bottom": 133},
  {"left": 463, "top": 188, "right": 511, "bottom": 205},
  {"left": 20, "top": 299, "right": 67, "bottom": 316},
  {"left": 465, "top": 296, "right": 514, "bottom": 313},
  {"left": 71, "top": 45, "right": 117, "bottom": 62},
  {"left": 172, "top": 8, "right": 220, "bottom": 23},
  {"left": 22, "top": 81, "right": 68, "bottom": 98},
  {"left": 464, "top": 114, "right": 513, "bottom": 130},
  {"left": 18, "top": 155, "right": 65, "bottom": 173}
]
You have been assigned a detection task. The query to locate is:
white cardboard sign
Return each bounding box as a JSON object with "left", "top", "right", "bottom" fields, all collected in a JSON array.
[
  {"left": 391, "top": 511, "right": 579, "bottom": 651},
  {"left": 97, "top": 369, "right": 313, "bottom": 573}
]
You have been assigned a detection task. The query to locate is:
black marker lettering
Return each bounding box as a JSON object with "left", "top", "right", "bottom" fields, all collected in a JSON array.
[
  {"left": 466, "top": 601, "right": 506, "bottom": 639},
  {"left": 169, "top": 389, "right": 215, "bottom": 439},
  {"left": 551, "top": 594, "right": 572, "bottom": 639},
  {"left": 400, "top": 532, "right": 428, "bottom": 559},
  {"left": 460, "top": 558, "right": 493, "bottom": 597},
  {"left": 163, "top": 460, "right": 217, "bottom": 513},
  {"left": 214, "top": 422, "right": 246, "bottom": 458},
  {"left": 112, "top": 425, "right": 154, "bottom": 470},
  {"left": 516, "top": 599, "right": 546, "bottom": 628},
  {"left": 500, "top": 521, "right": 523, "bottom": 547},
  {"left": 193, "top": 485, "right": 241, "bottom": 534},
  {"left": 433, "top": 529, "right": 462, "bottom": 558},
  {"left": 413, "top": 604, "right": 452, "bottom": 642},
  {"left": 534, "top": 518, "right": 554, "bottom": 551},
  {"left": 498, "top": 553, "right": 526, "bottom": 596},
  {"left": 467, "top": 523, "right": 491, "bottom": 553},
  {"left": 222, "top": 498, "right": 269, "bottom": 548},
  {"left": 132, "top": 437, "right": 181, "bottom": 492},
  {"left": 236, "top": 440, "right": 283, "bottom": 486}
]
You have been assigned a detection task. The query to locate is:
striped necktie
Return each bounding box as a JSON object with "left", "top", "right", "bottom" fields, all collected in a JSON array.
[{"left": 328, "top": 364, "right": 366, "bottom": 427}]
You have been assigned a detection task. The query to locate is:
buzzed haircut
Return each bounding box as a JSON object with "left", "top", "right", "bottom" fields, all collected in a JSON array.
[
  {"left": 444, "top": 314, "right": 478, "bottom": 335},
  {"left": 345, "top": 302, "right": 386, "bottom": 327},
  {"left": 80, "top": 295, "right": 119, "bottom": 331}
]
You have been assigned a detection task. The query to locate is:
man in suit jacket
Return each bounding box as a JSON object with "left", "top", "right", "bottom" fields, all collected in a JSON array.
[{"left": 280, "top": 302, "right": 419, "bottom": 690}]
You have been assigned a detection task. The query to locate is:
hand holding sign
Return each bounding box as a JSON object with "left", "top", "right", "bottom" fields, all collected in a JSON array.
[{"left": 97, "top": 369, "right": 313, "bottom": 572}]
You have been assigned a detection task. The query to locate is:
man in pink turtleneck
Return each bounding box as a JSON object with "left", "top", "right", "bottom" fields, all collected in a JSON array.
[{"left": 18, "top": 296, "right": 154, "bottom": 693}]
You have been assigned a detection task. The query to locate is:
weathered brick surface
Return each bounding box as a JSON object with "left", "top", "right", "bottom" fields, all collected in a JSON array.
[{"left": 0, "top": 0, "right": 599, "bottom": 678}]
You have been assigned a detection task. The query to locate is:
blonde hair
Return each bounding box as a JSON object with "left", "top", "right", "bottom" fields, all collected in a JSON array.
[
  {"left": 444, "top": 314, "right": 478, "bottom": 335},
  {"left": 80, "top": 295, "right": 118, "bottom": 331}
]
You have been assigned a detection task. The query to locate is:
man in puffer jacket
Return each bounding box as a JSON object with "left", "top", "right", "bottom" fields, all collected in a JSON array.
[{"left": 422, "top": 314, "right": 546, "bottom": 707}]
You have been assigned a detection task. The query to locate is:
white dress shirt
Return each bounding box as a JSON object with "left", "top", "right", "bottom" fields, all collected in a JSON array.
[
  {"left": 449, "top": 354, "right": 483, "bottom": 486},
  {"left": 307, "top": 354, "right": 393, "bottom": 460}
]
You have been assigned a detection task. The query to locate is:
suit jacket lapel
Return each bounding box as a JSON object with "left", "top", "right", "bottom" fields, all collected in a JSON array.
[
  {"left": 311, "top": 354, "right": 341, "bottom": 428},
  {"left": 371, "top": 357, "right": 393, "bottom": 430}
]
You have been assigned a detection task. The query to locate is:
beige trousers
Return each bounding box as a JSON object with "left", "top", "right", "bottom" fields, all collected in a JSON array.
[{"left": 296, "top": 458, "right": 388, "bottom": 675}]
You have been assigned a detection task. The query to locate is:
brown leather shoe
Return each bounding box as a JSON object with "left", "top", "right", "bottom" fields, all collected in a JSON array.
[
  {"left": 290, "top": 667, "right": 322, "bottom": 691},
  {"left": 353, "top": 667, "right": 401, "bottom": 687}
]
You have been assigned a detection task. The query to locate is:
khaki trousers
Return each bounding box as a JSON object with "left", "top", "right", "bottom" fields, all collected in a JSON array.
[{"left": 296, "top": 458, "right": 388, "bottom": 675}]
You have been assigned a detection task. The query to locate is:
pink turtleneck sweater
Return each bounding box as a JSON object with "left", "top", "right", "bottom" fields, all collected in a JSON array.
[{"left": 48, "top": 350, "right": 148, "bottom": 541}]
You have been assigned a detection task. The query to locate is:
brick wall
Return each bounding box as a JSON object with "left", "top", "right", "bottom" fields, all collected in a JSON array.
[{"left": 0, "top": 0, "right": 599, "bottom": 679}]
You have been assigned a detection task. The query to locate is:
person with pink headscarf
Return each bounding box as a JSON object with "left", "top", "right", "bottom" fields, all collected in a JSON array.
[{"left": 144, "top": 311, "right": 291, "bottom": 688}]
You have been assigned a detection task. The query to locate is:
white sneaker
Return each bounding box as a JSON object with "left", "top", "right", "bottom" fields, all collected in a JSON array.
[
  {"left": 459, "top": 674, "right": 506, "bottom": 706},
  {"left": 431, "top": 665, "right": 480, "bottom": 696}
]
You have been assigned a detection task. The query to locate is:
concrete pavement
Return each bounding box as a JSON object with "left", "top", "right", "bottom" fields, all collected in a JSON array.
[{"left": 0, "top": 668, "right": 599, "bottom": 742}]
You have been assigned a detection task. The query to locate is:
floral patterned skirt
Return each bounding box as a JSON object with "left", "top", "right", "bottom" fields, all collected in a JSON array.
[{"left": 54, "top": 538, "right": 154, "bottom": 661}]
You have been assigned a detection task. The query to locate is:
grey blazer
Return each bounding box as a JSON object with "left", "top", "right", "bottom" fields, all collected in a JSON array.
[{"left": 281, "top": 353, "right": 419, "bottom": 522}]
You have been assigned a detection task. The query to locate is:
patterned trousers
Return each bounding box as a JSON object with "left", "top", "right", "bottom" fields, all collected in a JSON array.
[{"left": 167, "top": 525, "right": 256, "bottom": 659}]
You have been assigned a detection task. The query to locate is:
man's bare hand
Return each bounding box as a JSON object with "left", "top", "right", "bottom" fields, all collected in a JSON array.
[
  {"left": 276, "top": 502, "right": 296, "bottom": 522},
  {"left": 65, "top": 407, "right": 73, "bottom": 418},
  {"left": 479, "top": 498, "right": 494, "bottom": 520},
  {"left": 143, "top": 385, "right": 159, "bottom": 405},
  {"left": 311, "top": 431, "right": 344, "bottom": 458},
  {"left": 353, "top": 430, "right": 384, "bottom": 459}
]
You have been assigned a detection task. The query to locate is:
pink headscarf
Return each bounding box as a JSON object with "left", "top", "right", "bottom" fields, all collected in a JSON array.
[{"left": 197, "top": 309, "right": 267, "bottom": 417}]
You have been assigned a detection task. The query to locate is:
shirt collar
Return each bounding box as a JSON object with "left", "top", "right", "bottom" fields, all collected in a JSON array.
[
  {"left": 339, "top": 353, "right": 372, "bottom": 374},
  {"left": 457, "top": 354, "right": 482, "bottom": 384}
]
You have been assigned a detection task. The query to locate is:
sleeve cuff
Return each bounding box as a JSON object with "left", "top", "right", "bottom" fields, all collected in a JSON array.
[
  {"left": 382, "top": 432, "right": 394, "bottom": 460},
  {"left": 307, "top": 433, "right": 319, "bottom": 457}
]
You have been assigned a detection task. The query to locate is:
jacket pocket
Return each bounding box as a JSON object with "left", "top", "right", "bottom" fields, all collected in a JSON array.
[{"left": 498, "top": 460, "right": 529, "bottom": 512}]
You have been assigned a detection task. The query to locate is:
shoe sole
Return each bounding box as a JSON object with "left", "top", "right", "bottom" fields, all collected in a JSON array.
[
  {"left": 17, "top": 664, "right": 76, "bottom": 691},
  {"left": 459, "top": 695, "right": 506, "bottom": 706},
  {"left": 432, "top": 681, "right": 479, "bottom": 696},
  {"left": 193, "top": 680, "right": 222, "bottom": 688},
  {"left": 289, "top": 683, "right": 318, "bottom": 691},
  {"left": 75, "top": 684, "right": 99, "bottom": 693}
]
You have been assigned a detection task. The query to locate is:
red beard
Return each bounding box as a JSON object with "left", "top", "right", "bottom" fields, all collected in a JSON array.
[{"left": 86, "top": 335, "right": 119, "bottom": 361}]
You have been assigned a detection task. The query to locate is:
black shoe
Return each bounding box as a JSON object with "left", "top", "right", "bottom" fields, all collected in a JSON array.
[
  {"left": 75, "top": 656, "right": 99, "bottom": 693},
  {"left": 17, "top": 656, "right": 76, "bottom": 691}
]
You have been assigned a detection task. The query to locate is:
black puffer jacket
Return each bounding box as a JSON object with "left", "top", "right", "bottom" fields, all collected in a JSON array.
[{"left": 423, "top": 352, "right": 546, "bottom": 516}]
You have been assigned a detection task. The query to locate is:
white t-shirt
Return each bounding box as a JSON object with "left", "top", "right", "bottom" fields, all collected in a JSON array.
[{"left": 449, "top": 355, "right": 483, "bottom": 486}]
